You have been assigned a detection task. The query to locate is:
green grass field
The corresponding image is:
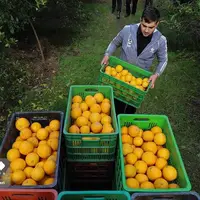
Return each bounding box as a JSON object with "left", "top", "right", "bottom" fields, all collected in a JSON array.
[{"left": 1, "top": 0, "right": 200, "bottom": 192}]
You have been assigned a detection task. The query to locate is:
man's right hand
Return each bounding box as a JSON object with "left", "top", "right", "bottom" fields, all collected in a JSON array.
[{"left": 101, "top": 55, "right": 109, "bottom": 65}]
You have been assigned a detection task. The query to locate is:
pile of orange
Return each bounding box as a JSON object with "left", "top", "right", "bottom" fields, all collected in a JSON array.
[
  {"left": 4, "top": 117, "right": 60, "bottom": 186},
  {"left": 121, "top": 125, "right": 179, "bottom": 189},
  {"left": 68, "top": 93, "right": 114, "bottom": 134},
  {"left": 105, "top": 65, "right": 149, "bottom": 91}
]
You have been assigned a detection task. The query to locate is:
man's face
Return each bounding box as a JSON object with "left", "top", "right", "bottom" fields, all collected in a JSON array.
[{"left": 140, "top": 19, "right": 159, "bottom": 37}]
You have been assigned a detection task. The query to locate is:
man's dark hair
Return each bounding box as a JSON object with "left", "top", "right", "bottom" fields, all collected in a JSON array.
[{"left": 141, "top": 6, "right": 160, "bottom": 23}]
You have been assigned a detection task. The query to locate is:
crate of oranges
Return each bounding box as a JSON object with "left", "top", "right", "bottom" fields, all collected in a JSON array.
[
  {"left": 99, "top": 56, "right": 152, "bottom": 108},
  {"left": 63, "top": 85, "right": 118, "bottom": 162},
  {"left": 0, "top": 111, "right": 64, "bottom": 189},
  {"left": 115, "top": 114, "right": 191, "bottom": 193}
]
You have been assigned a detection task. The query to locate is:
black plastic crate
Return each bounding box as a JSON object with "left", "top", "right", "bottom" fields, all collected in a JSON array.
[{"left": 0, "top": 111, "right": 64, "bottom": 189}]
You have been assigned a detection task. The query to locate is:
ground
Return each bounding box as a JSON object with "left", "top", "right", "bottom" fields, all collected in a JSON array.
[{"left": 0, "top": 0, "right": 200, "bottom": 193}]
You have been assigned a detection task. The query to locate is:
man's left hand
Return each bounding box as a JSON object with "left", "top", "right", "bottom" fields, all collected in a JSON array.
[{"left": 149, "top": 74, "right": 158, "bottom": 89}]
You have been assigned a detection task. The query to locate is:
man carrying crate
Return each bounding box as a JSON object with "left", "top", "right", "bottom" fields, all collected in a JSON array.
[{"left": 101, "top": 6, "right": 168, "bottom": 115}]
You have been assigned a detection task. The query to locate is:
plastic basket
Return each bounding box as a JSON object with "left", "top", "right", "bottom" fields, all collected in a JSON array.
[
  {"left": 0, "top": 189, "right": 57, "bottom": 200},
  {"left": 0, "top": 111, "right": 64, "bottom": 189},
  {"left": 63, "top": 85, "right": 118, "bottom": 162},
  {"left": 116, "top": 114, "right": 191, "bottom": 193},
  {"left": 99, "top": 56, "right": 152, "bottom": 108},
  {"left": 61, "top": 160, "right": 115, "bottom": 191},
  {"left": 58, "top": 191, "right": 131, "bottom": 200},
  {"left": 131, "top": 191, "right": 200, "bottom": 200}
]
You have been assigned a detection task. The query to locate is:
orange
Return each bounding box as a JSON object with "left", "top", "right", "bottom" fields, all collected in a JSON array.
[
  {"left": 138, "top": 129, "right": 143, "bottom": 137},
  {"left": 37, "top": 128, "right": 49, "bottom": 140},
  {"left": 36, "top": 161, "right": 45, "bottom": 168},
  {"left": 126, "top": 153, "right": 138, "bottom": 165},
  {"left": 82, "top": 111, "right": 91, "bottom": 119},
  {"left": 27, "top": 137, "right": 39, "bottom": 148},
  {"left": 128, "top": 125, "right": 140, "bottom": 137},
  {"left": 12, "top": 141, "right": 23, "bottom": 149},
  {"left": 71, "top": 108, "right": 82, "bottom": 119},
  {"left": 69, "top": 125, "right": 80, "bottom": 133},
  {"left": 155, "top": 157, "right": 167, "bottom": 170},
  {"left": 130, "top": 80, "right": 137, "bottom": 86},
  {"left": 47, "top": 138, "right": 58, "bottom": 151},
  {"left": 25, "top": 152, "right": 39, "bottom": 167},
  {"left": 125, "top": 164, "right": 137, "bottom": 178},
  {"left": 162, "top": 165, "right": 177, "bottom": 181},
  {"left": 142, "top": 142, "right": 157, "bottom": 154},
  {"left": 122, "top": 135, "right": 132, "bottom": 145},
  {"left": 76, "top": 116, "right": 88, "bottom": 127},
  {"left": 43, "top": 177, "right": 54, "bottom": 185},
  {"left": 140, "top": 181, "right": 155, "bottom": 189},
  {"left": 126, "top": 178, "right": 139, "bottom": 188},
  {"left": 49, "top": 131, "right": 59, "bottom": 139},
  {"left": 125, "top": 74, "right": 132, "bottom": 82},
  {"left": 154, "top": 178, "right": 168, "bottom": 189},
  {"left": 15, "top": 118, "right": 30, "bottom": 131},
  {"left": 115, "top": 65, "right": 123, "bottom": 72},
  {"left": 39, "top": 140, "right": 47, "bottom": 145},
  {"left": 90, "top": 104, "right": 101, "bottom": 113},
  {"left": 135, "top": 174, "right": 148, "bottom": 184},
  {"left": 37, "top": 144, "right": 52, "bottom": 159},
  {"left": 19, "top": 141, "right": 34, "bottom": 155},
  {"left": 154, "top": 133, "right": 166, "bottom": 145},
  {"left": 168, "top": 183, "right": 180, "bottom": 188},
  {"left": 157, "top": 148, "right": 170, "bottom": 160},
  {"left": 133, "top": 137, "right": 143, "bottom": 146},
  {"left": 123, "top": 143, "right": 134, "bottom": 156},
  {"left": 24, "top": 167, "right": 34, "bottom": 178},
  {"left": 7, "top": 148, "right": 20, "bottom": 162},
  {"left": 49, "top": 120, "right": 60, "bottom": 131},
  {"left": 147, "top": 166, "right": 162, "bottom": 181},
  {"left": 121, "top": 69, "right": 128, "bottom": 76},
  {"left": 16, "top": 136, "right": 23, "bottom": 141},
  {"left": 10, "top": 158, "right": 26, "bottom": 171},
  {"left": 71, "top": 102, "right": 80, "bottom": 109},
  {"left": 102, "top": 124, "right": 114, "bottom": 133},
  {"left": 151, "top": 126, "right": 162, "bottom": 134},
  {"left": 89, "top": 113, "right": 101, "bottom": 123},
  {"left": 31, "top": 167, "right": 45, "bottom": 181},
  {"left": 48, "top": 155, "right": 57, "bottom": 162},
  {"left": 142, "top": 151, "right": 157, "bottom": 166},
  {"left": 134, "top": 160, "right": 147, "bottom": 174},
  {"left": 133, "top": 148, "right": 144, "bottom": 159},
  {"left": 85, "top": 96, "right": 96, "bottom": 107},
  {"left": 136, "top": 78, "right": 143, "bottom": 85},
  {"left": 43, "top": 160, "right": 56, "bottom": 175},
  {"left": 80, "top": 102, "right": 88, "bottom": 112},
  {"left": 11, "top": 170, "right": 26, "bottom": 185},
  {"left": 72, "top": 95, "right": 82, "bottom": 103},
  {"left": 121, "top": 126, "right": 128, "bottom": 135},
  {"left": 80, "top": 125, "right": 90, "bottom": 134},
  {"left": 91, "top": 122, "right": 103, "bottom": 133},
  {"left": 101, "top": 115, "right": 112, "bottom": 125},
  {"left": 142, "top": 131, "right": 154, "bottom": 141},
  {"left": 20, "top": 128, "right": 32, "bottom": 140},
  {"left": 102, "top": 98, "right": 110, "bottom": 104},
  {"left": 94, "top": 93, "right": 104, "bottom": 103},
  {"left": 101, "top": 102, "right": 111, "bottom": 114},
  {"left": 31, "top": 122, "right": 42, "bottom": 133},
  {"left": 142, "top": 81, "right": 149, "bottom": 88},
  {"left": 22, "top": 178, "right": 37, "bottom": 185}
]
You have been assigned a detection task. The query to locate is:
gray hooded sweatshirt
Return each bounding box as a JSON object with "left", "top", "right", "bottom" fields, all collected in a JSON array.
[{"left": 105, "top": 23, "right": 168, "bottom": 76}]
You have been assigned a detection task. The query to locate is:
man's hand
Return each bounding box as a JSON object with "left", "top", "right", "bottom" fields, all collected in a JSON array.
[
  {"left": 101, "top": 55, "right": 109, "bottom": 65},
  {"left": 149, "top": 74, "right": 158, "bottom": 89}
]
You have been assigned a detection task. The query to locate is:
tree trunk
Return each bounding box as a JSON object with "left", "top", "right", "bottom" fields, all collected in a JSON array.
[{"left": 29, "top": 19, "right": 45, "bottom": 64}]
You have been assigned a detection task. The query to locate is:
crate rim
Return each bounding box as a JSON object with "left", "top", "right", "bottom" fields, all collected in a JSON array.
[
  {"left": 117, "top": 114, "right": 192, "bottom": 192},
  {"left": 63, "top": 84, "right": 119, "bottom": 136},
  {"left": 0, "top": 110, "right": 64, "bottom": 189}
]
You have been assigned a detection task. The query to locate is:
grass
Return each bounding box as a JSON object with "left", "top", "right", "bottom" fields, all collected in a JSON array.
[{"left": 1, "top": 0, "right": 200, "bottom": 193}]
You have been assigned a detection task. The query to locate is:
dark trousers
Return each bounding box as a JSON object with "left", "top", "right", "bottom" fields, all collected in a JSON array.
[
  {"left": 114, "top": 98, "right": 137, "bottom": 116},
  {"left": 144, "top": 0, "right": 153, "bottom": 8},
  {"left": 126, "top": 0, "right": 138, "bottom": 15},
  {"left": 112, "top": 0, "right": 122, "bottom": 12}
]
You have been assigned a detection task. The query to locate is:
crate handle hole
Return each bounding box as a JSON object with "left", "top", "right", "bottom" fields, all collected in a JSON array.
[
  {"left": 84, "top": 88, "right": 99, "bottom": 92},
  {"left": 133, "top": 118, "right": 150, "bottom": 121},
  {"left": 83, "top": 197, "right": 105, "bottom": 200},
  {"left": 153, "top": 198, "right": 174, "bottom": 200},
  {"left": 82, "top": 137, "right": 100, "bottom": 141},
  {"left": 12, "top": 194, "right": 34, "bottom": 198}
]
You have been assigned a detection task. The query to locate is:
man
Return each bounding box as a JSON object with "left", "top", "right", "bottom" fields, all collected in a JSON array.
[
  {"left": 125, "top": 0, "right": 138, "bottom": 17},
  {"left": 101, "top": 6, "right": 168, "bottom": 115},
  {"left": 112, "top": 0, "right": 122, "bottom": 19}
]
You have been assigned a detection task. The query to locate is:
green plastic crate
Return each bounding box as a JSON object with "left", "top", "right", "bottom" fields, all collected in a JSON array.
[
  {"left": 116, "top": 114, "right": 191, "bottom": 193},
  {"left": 99, "top": 56, "right": 152, "bottom": 108},
  {"left": 63, "top": 85, "right": 118, "bottom": 162},
  {"left": 58, "top": 191, "right": 131, "bottom": 200}
]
